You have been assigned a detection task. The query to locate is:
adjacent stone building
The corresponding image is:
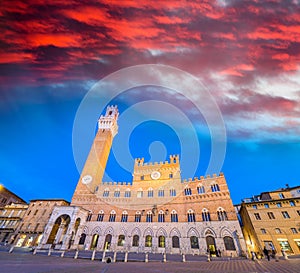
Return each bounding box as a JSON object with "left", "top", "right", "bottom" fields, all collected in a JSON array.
[
  {"left": 238, "top": 185, "right": 300, "bottom": 257},
  {"left": 0, "top": 203, "right": 28, "bottom": 244},
  {"left": 38, "top": 106, "right": 246, "bottom": 256},
  {"left": 0, "top": 184, "right": 26, "bottom": 208},
  {"left": 14, "top": 199, "right": 69, "bottom": 247}
]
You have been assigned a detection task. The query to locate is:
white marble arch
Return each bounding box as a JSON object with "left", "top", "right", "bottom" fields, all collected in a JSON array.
[
  {"left": 91, "top": 226, "right": 102, "bottom": 236},
  {"left": 169, "top": 227, "right": 181, "bottom": 238},
  {"left": 131, "top": 227, "right": 141, "bottom": 237},
  {"left": 202, "top": 227, "right": 217, "bottom": 238},
  {"left": 81, "top": 226, "right": 89, "bottom": 234},
  {"left": 104, "top": 226, "right": 114, "bottom": 236},
  {"left": 143, "top": 227, "right": 154, "bottom": 237},
  {"left": 156, "top": 227, "right": 167, "bottom": 237},
  {"left": 187, "top": 227, "right": 200, "bottom": 238},
  {"left": 219, "top": 226, "right": 233, "bottom": 238}
]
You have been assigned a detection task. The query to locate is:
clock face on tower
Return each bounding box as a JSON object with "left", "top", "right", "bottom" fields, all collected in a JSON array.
[
  {"left": 151, "top": 171, "right": 161, "bottom": 180},
  {"left": 81, "top": 175, "right": 93, "bottom": 184}
]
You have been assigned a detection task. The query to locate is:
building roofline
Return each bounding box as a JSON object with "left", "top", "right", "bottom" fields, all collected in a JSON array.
[
  {"left": 29, "top": 199, "right": 70, "bottom": 204},
  {"left": 0, "top": 185, "right": 27, "bottom": 204}
]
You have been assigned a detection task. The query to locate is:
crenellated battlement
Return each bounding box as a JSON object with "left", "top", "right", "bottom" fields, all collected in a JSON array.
[
  {"left": 134, "top": 154, "right": 180, "bottom": 167},
  {"left": 182, "top": 172, "right": 224, "bottom": 183},
  {"left": 102, "top": 181, "right": 131, "bottom": 186}
]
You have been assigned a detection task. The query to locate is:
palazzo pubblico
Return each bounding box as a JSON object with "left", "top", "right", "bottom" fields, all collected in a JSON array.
[{"left": 37, "top": 106, "right": 246, "bottom": 256}]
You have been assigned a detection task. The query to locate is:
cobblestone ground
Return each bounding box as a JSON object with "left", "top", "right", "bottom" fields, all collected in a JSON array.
[{"left": 0, "top": 252, "right": 300, "bottom": 273}]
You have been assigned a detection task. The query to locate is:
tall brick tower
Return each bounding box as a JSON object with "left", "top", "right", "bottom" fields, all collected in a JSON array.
[{"left": 71, "top": 105, "right": 118, "bottom": 205}]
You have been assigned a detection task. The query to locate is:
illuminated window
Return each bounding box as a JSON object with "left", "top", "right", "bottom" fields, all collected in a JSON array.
[
  {"left": 158, "top": 236, "right": 165, "bottom": 248},
  {"left": 145, "top": 235, "right": 152, "bottom": 247},
  {"left": 117, "top": 235, "right": 125, "bottom": 246}
]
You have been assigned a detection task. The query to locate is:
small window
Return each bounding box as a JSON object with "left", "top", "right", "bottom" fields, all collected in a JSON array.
[
  {"left": 170, "top": 188, "right": 176, "bottom": 197},
  {"left": 253, "top": 205, "right": 257, "bottom": 209},
  {"left": 109, "top": 211, "right": 116, "bottom": 222},
  {"left": 217, "top": 208, "right": 228, "bottom": 221},
  {"left": 103, "top": 189, "right": 109, "bottom": 197},
  {"left": 264, "top": 204, "right": 269, "bottom": 208},
  {"left": 141, "top": 175, "right": 144, "bottom": 181},
  {"left": 282, "top": 211, "right": 290, "bottom": 219},
  {"left": 146, "top": 211, "right": 153, "bottom": 222},
  {"left": 148, "top": 188, "right": 154, "bottom": 198},
  {"left": 254, "top": 213, "right": 261, "bottom": 220},
  {"left": 171, "top": 210, "right": 178, "bottom": 222},
  {"left": 86, "top": 213, "right": 92, "bottom": 222},
  {"left": 121, "top": 211, "right": 128, "bottom": 222},
  {"left": 211, "top": 184, "right": 220, "bottom": 192},
  {"left": 184, "top": 188, "right": 192, "bottom": 196},
  {"left": 114, "top": 189, "right": 120, "bottom": 198},
  {"left": 290, "top": 201, "right": 295, "bottom": 207},
  {"left": 97, "top": 212, "right": 104, "bottom": 222},
  {"left": 275, "top": 228, "right": 281, "bottom": 234},
  {"left": 187, "top": 209, "right": 196, "bottom": 222},
  {"left": 137, "top": 189, "right": 143, "bottom": 198},
  {"left": 158, "top": 189, "right": 164, "bottom": 197},
  {"left": 267, "top": 212, "right": 275, "bottom": 219},
  {"left": 169, "top": 173, "right": 173, "bottom": 178},
  {"left": 125, "top": 189, "right": 131, "bottom": 198},
  {"left": 202, "top": 209, "right": 211, "bottom": 222},
  {"left": 135, "top": 212, "right": 141, "bottom": 222},
  {"left": 158, "top": 211, "right": 165, "bottom": 222},
  {"left": 297, "top": 210, "right": 300, "bottom": 216},
  {"left": 291, "top": 228, "right": 298, "bottom": 234},
  {"left": 279, "top": 193, "right": 285, "bottom": 199},
  {"left": 261, "top": 228, "right": 266, "bottom": 234},
  {"left": 197, "top": 185, "right": 205, "bottom": 194},
  {"left": 276, "top": 203, "right": 282, "bottom": 208}
]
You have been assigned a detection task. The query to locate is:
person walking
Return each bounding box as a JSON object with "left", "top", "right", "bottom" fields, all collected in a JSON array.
[{"left": 263, "top": 247, "right": 270, "bottom": 261}]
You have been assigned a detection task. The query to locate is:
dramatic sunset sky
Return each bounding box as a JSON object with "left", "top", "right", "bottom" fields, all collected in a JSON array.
[{"left": 1, "top": 0, "right": 300, "bottom": 204}]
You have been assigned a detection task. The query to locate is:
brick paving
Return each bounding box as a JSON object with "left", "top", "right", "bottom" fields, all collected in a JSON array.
[{"left": 0, "top": 251, "right": 299, "bottom": 273}]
